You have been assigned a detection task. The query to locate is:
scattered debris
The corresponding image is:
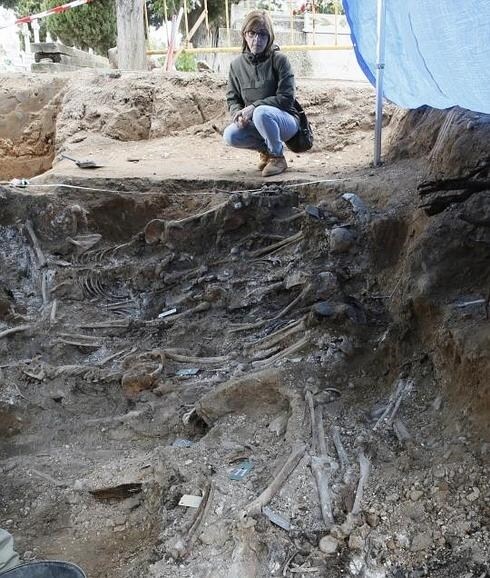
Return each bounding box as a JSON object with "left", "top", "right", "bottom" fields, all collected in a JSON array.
[
  {"left": 89, "top": 483, "right": 142, "bottom": 501},
  {"left": 158, "top": 308, "right": 178, "bottom": 319},
  {"left": 305, "top": 205, "right": 325, "bottom": 220},
  {"left": 342, "top": 192, "right": 370, "bottom": 223},
  {"left": 178, "top": 495, "right": 203, "bottom": 508},
  {"left": 262, "top": 506, "right": 291, "bottom": 531},
  {"left": 229, "top": 460, "right": 254, "bottom": 481},
  {"left": 172, "top": 439, "right": 194, "bottom": 448},
  {"left": 175, "top": 368, "right": 200, "bottom": 377}
]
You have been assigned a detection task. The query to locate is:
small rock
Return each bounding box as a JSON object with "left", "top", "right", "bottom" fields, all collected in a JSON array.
[
  {"left": 348, "top": 534, "right": 365, "bottom": 551},
  {"left": 328, "top": 227, "right": 355, "bottom": 253},
  {"left": 386, "top": 493, "right": 399, "bottom": 503},
  {"left": 410, "top": 532, "right": 433, "bottom": 552},
  {"left": 432, "top": 395, "right": 442, "bottom": 411},
  {"left": 268, "top": 412, "right": 288, "bottom": 437},
  {"left": 319, "top": 535, "right": 340, "bottom": 555},
  {"left": 453, "top": 520, "right": 471, "bottom": 535},
  {"left": 312, "top": 301, "right": 335, "bottom": 318},
  {"left": 305, "top": 205, "right": 325, "bottom": 220},
  {"left": 403, "top": 502, "right": 425, "bottom": 522},
  {"left": 337, "top": 336, "right": 354, "bottom": 356},
  {"left": 316, "top": 271, "right": 339, "bottom": 299},
  {"left": 73, "top": 479, "right": 85, "bottom": 491},
  {"left": 341, "top": 513, "right": 358, "bottom": 536},
  {"left": 65, "top": 492, "right": 79, "bottom": 505},
  {"left": 395, "top": 532, "right": 410, "bottom": 548},
  {"left": 432, "top": 464, "right": 446, "bottom": 478},
  {"left": 113, "top": 524, "right": 126, "bottom": 533},
  {"left": 366, "top": 512, "right": 379, "bottom": 528},
  {"left": 410, "top": 490, "right": 424, "bottom": 501},
  {"left": 467, "top": 488, "right": 480, "bottom": 502},
  {"left": 329, "top": 524, "right": 347, "bottom": 540},
  {"left": 386, "top": 539, "right": 396, "bottom": 551},
  {"left": 199, "top": 520, "right": 230, "bottom": 547}
]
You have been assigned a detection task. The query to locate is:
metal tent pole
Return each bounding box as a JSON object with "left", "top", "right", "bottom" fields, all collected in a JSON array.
[{"left": 374, "top": 0, "right": 387, "bottom": 166}]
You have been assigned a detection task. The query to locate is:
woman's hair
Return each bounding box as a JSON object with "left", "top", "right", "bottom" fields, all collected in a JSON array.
[{"left": 241, "top": 10, "right": 275, "bottom": 53}]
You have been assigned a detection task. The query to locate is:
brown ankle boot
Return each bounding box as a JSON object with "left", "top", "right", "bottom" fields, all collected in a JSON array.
[
  {"left": 262, "top": 155, "right": 287, "bottom": 177},
  {"left": 258, "top": 151, "right": 269, "bottom": 171}
]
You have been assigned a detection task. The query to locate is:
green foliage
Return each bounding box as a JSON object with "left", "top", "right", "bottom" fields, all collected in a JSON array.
[
  {"left": 175, "top": 50, "right": 196, "bottom": 71},
  {"left": 293, "top": 0, "right": 345, "bottom": 15},
  {"left": 0, "top": 0, "right": 116, "bottom": 54},
  {"left": 256, "top": 0, "right": 282, "bottom": 12},
  {"left": 42, "top": 0, "right": 116, "bottom": 55},
  {"left": 0, "top": 0, "right": 18, "bottom": 9},
  {"left": 147, "top": 0, "right": 237, "bottom": 28},
  {"left": 318, "top": 0, "right": 344, "bottom": 14}
]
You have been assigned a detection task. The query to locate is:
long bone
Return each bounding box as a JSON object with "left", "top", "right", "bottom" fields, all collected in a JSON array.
[
  {"left": 170, "top": 481, "right": 215, "bottom": 560},
  {"left": 144, "top": 201, "right": 229, "bottom": 245},
  {"left": 24, "top": 220, "right": 46, "bottom": 268},
  {"left": 251, "top": 333, "right": 310, "bottom": 369},
  {"left": 248, "top": 231, "right": 303, "bottom": 259},
  {"left": 373, "top": 377, "right": 414, "bottom": 431},
  {"left": 0, "top": 325, "right": 32, "bottom": 339},
  {"left": 246, "top": 316, "right": 306, "bottom": 352},
  {"left": 310, "top": 406, "right": 338, "bottom": 529},
  {"left": 351, "top": 451, "right": 370, "bottom": 516},
  {"left": 242, "top": 443, "right": 306, "bottom": 518},
  {"left": 331, "top": 425, "right": 349, "bottom": 473},
  {"left": 163, "top": 350, "right": 230, "bottom": 365},
  {"left": 229, "top": 285, "right": 310, "bottom": 334}
]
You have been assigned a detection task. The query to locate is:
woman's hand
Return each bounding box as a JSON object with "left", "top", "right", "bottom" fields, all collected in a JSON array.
[{"left": 233, "top": 105, "right": 255, "bottom": 128}]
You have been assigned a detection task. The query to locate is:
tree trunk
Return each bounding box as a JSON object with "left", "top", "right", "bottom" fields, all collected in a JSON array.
[{"left": 116, "top": 0, "right": 146, "bottom": 70}]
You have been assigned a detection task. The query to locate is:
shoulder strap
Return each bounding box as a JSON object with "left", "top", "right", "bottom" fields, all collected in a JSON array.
[{"left": 271, "top": 49, "right": 278, "bottom": 81}]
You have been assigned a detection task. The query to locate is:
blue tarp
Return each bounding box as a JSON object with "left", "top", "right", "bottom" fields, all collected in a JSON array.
[{"left": 343, "top": 0, "right": 490, "bottom": 114}]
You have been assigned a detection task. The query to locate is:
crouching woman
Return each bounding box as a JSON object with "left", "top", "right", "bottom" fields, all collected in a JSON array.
[{"left": 223, "top": 10, "right": 299, "bottom": 177}]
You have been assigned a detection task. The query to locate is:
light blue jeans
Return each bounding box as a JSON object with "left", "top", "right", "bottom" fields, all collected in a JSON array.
[{"left": 223, "top": 105, "right": 299, "bottom": 157}]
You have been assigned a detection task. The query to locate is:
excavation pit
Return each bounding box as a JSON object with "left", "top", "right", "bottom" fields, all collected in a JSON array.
[{"left": 1, "top": 71, "right": 489, "bottom": 578}]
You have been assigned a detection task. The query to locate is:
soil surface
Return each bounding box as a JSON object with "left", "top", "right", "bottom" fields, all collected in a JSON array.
[{"left": 0, "top": 71, "right": 489, "bottom": 578}]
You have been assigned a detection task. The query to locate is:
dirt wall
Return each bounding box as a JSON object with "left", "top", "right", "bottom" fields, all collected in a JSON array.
[
  {"left": 0, "top": 75, "right": 67, "bottom": 180},
  {"left": 0, "top": 71, "right": 378, "bottom": 182},
  {"left": 382, "top": 107, "right": 490, "bottom": 433},
  {"left": 387, "top": 105, "right": 490, "bottom": 178}
]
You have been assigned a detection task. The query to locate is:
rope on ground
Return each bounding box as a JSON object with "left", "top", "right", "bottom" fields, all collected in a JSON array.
[{"left": 1, "top": 177, "right": 349, "bottom": 196}]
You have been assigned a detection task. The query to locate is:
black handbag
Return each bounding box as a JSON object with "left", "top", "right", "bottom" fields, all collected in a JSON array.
[{"left": 286, "top": 99, "right": 314, "bottom": 153}]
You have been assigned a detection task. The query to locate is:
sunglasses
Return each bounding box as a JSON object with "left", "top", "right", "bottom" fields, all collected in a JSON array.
[{"left": 245, "top": 30, "right": 269, "bottom": 39}]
